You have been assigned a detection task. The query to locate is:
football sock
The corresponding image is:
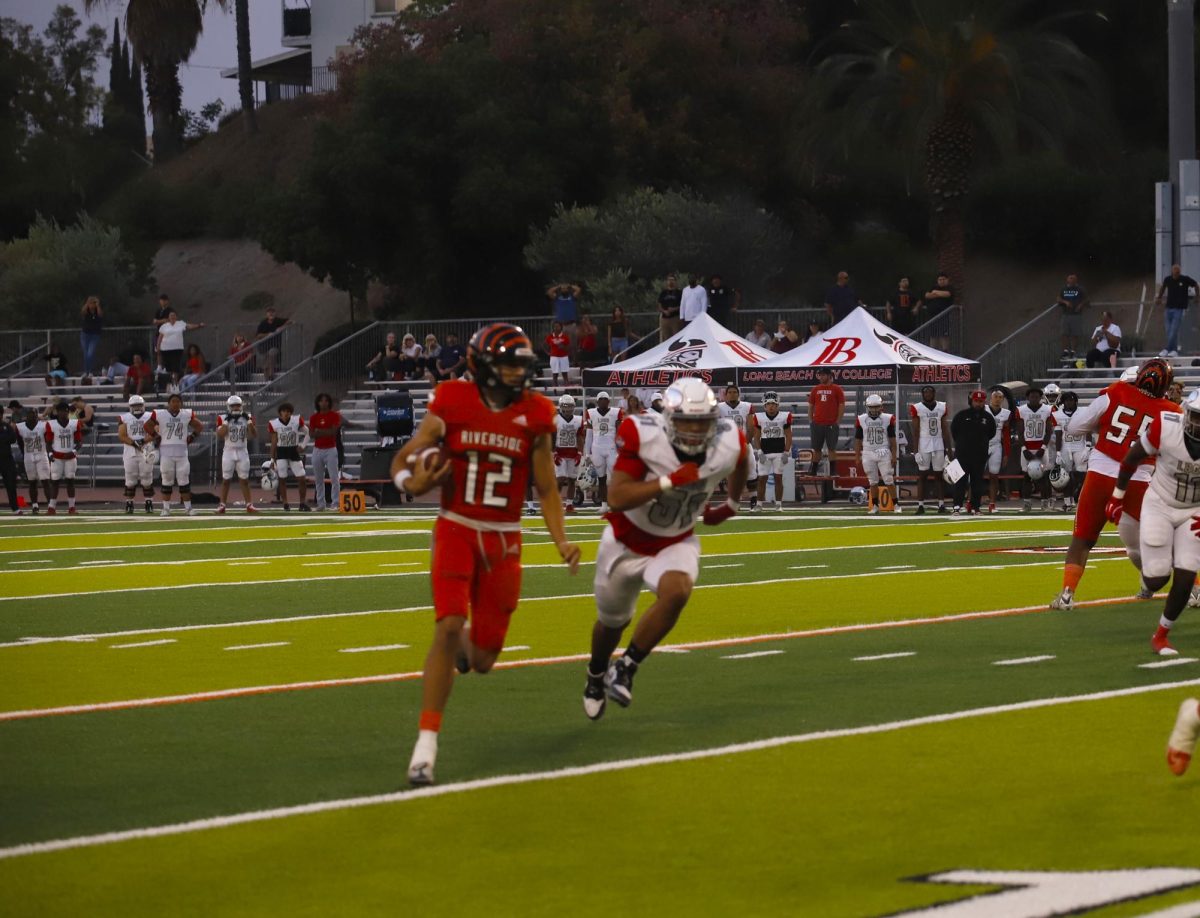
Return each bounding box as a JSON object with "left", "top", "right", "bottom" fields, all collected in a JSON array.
[
  {"left": 48, "top": 499, "right": 56, "bottom": 508},
  {"left": 1161, "top": 615, "right": 1176, "bottom": 630},
  {"left": 624, "top": 642, "right": 648, "bottom": 666},
  {"left": 418, "top": 710, "right": 443, "bottom": 733},
  {"left": 1062, "top": 564, "right": 1083, "bottom": 591},
  {"left": 589, "top": 649, "right": 612, "bottom": 674},
  {"left": 184, "top": 500, "right": 192, "bottom": 510},
  {"left": 68, "top": 498, "right": 75, "bottom": 508},
  {"left": 587, "top": 669, "right": 605, "bottom": 684}
]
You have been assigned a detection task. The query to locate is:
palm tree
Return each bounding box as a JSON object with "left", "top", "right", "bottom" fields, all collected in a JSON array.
[
  {"left": 806, "top": 0, "right": 1111, "bottom": 296},
  {"left": 234, "top": 0, "right": 257, "bottom": 135}
]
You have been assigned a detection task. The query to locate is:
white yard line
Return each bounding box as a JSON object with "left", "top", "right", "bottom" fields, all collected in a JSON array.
[
  {"left": 338, "top": 644, "right": 410, "bottom": 654},
  {"left": 379, "top": 563, "right": 421, "bottom": 568},
  {"left": 854, "top": 652, "right": 917, "bottom": 662},
  {"left": 3, "top": 676, "right": 1198, "bottom": 862},
  {"left": 300, "top": 562, "right": 348, "bottom": 568},
  {"left": 110, "top": 639, "right": 176, "bottom": 649},
  {"left": 721, "top": 650, "right": 784, "bottom": 660},
  {"left": 877, "top": 564, "right": 916, "bottom": 570},
  {"left": 504, "top": 645, "right": 531, "bottom": 651},
  {"left": 704, "top": 563, "right": 743, "bottom": 569},
  {"left": 993, "top": 655, "right": 1056, "bottom": 666},
  {"left": 223, "top": 642, "right": 290, "bottom": 652},
  {"left": 1139, "top": 657, "right": 1200, "bottom": 669},
  {"left": 229, "top": 561, "right": 270, "bottom": 567}
]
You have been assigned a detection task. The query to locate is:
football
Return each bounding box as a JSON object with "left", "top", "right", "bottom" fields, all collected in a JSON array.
[{"left": 409, "top": 446, "right": 446, "bottom": 473}]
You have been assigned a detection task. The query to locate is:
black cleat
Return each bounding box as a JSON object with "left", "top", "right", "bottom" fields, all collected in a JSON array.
[
  {"left": 125, "top": 501, "right": 134, "bottom": 514},
  {"left": 583, "top": 675, "right": 607, "bottom": 720},
  {"left": 455, "top": 650, "right": 470, "bottom": 674},
  {"left": 144, "top": 499, "right": 153, "bottom": 514},
  {"left": 605, "top": 657, "right": 637, "bottom": 707}
]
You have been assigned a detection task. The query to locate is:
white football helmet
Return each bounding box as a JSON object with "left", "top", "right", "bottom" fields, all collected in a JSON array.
[
  {"left": 558, "top": 394, "right": 575, "bottom": 418},
  {"left": 1185, "top": 389, "right": 1200, "bottom": 441},
  {"left": 849, "top": 486, "right": 868, "bottom": 505},
  {"left": 576, "top": 460, "right": 598, "bottom": 491},
  {"left": 1120, "top": 366, "right": 1138, "bottom": 383},
  {"left": 1043, "top": 382, "right": 1061, "bottom": 406},
  {"left": 261, "top": 459, "right": 279, "bottom": 491},
  {"left": 128, "top": 395, "right": 145, "bottom": 411},
  {"left": 865, "top": 393, "right": 884, "bottom": 418},
  {"left": 662, "top": 378, "right": 719, "bottom": 455},
  {"left": 1026, "top": 457, "right": 1045, "bottom": 481},
  {"left": 1048, "top": 464, "right": 1071, "bottom": 492},
  {"left": 226, "top": 395, "right": 243, "bottom": 414}
]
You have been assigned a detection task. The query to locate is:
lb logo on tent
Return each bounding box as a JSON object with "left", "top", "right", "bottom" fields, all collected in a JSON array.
[
  {"left": 655, "top": 337, "right": 708, "bottom": 368},
  {"left": 812, "top": 337, "right": 862, "bottom": 365}
]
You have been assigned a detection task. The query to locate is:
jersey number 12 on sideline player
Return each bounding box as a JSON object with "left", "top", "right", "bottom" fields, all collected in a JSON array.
[{"left": 390, "top": 323, "right": 582, "bottom": 787}]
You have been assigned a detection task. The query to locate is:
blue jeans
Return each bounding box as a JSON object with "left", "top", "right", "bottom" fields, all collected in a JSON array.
[
  {"left": 1165, "top": 308, "right": 1186, "bottom": 353},
  {"left": 80, "top": 332, "right": 101, "bottom": 375}
]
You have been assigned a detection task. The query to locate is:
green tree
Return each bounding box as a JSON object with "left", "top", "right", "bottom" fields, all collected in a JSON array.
[{"left": 805, "top": 0, "right": 1112, "bottom": 296}]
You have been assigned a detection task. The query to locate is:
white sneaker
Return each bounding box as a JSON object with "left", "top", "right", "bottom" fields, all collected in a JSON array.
[
  {"left": 868, "top": 507, "right": 879, "bottom": 515},
  {"left": 1169, "top": 350, "right": 1180, "bottom": 358},
  {"left": 407, "top": 733, "right": 438, "bottom": 786},
  {"left": 186, "top": 508, "right": 198, "bottom": 516},
  {"left": 893, "top": 505, "right": 902, "bottom": 513},
  {"left": 216, "top": 503, "right": 226, "bottom": 514},
  {"left": 1160, "top": 349, "right": 1171, "bottom": 357},
  {"left": 1049, "top": 589, "right": 1074, "bottom": 611},
  {"left": 160, "top": 508, "right": 171, "bottom": 517},
  {"left": 1189, "top": 585, "right": 1200, "bottom": 608},
  {"left": 1167, "top": 698, "right": 1200, "bottom": 776},
  {"left": 776, "top": 501, "right": 785, "bottom": 512}
]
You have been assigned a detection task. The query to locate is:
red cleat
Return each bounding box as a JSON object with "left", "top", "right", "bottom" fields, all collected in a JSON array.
[
  {"left": 67, "top": 507, "right": 77, "bottom": 515},
  {"left": 46, "top": 507, "right": 56, "bottom": 516},
  {"left": 1167, "top": 698, "right": 1200, "bottom": 776},
  {"left": 1152, "top": 627, "right": 1179, "bottom": 657},
  {"left": 245, "top": 505, "right": 259, "bottom": 514}
]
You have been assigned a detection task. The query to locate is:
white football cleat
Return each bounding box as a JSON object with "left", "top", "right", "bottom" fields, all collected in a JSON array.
[
  {"left": 1167, "top": 698, "right": 1200, "bottom": 776},
  {"left": 215, "top": 503, "right": 226, "bottom": 514},
  {"left": 160, "top": 508, "right": 171, "bottom": 517},
  {"left": 1049, "top": 589, "right": 1073, "bottom": 611},
  {"left": 186, "top": 508, "right": 199, "bottom": 516},
  {"left": 1189, "top": 585, "right": 1200, "bottom": 608},
  {"left": 407, "top": 733, "right": 438, "bottom": 786}
]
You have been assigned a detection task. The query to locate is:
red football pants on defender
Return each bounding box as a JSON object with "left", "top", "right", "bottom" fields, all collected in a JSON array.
[
  {"left": 430, "top": 516, "right": 522, "bottom": 652},
  {"left": 1073, "top": 472, "right": 1149, "bottom": 540}
]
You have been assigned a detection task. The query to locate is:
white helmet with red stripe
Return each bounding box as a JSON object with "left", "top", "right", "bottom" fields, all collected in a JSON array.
[{"left": 662, "top": 378, "right": 719, "bottom": 456}]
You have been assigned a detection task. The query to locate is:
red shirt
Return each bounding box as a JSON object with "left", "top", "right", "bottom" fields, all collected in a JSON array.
[
  {"left": 808, "top": 383, "right": 845, "bottom": 426},
  {"left": 127, "top": 362, "right": 152, "bottom": 380},
  {"left": 545, "top": 332, "right": 570, "bottom": 358},
  {"left": 308, "top": 411, "right": 343, "bottom": 449},
  {"left": 430, "top": 379, "right": 556, "bottom": 526}
]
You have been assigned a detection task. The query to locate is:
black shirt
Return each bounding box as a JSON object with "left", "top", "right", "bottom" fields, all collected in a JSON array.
[
  {"left": 81, "top": 311, "right": 103, "bottom": 334},
  {"left": 1161, "top": 275, "right": 1198, "bottom": 310},
  {"left": 658, "top": 288, "right": 682, "bottom": 318},
  {"left": 925, "top": 284, "right": 956, "bottom": 315},
  {"left": 889, "top": 288, "right": 921, "bottom": 330},
  {"left": 0, "top": 423, "right": 15, "bottom": 466},
  {"left": 825, "top": 285, "right": 858, "bottom": 321},
  {"left": 257, "top": 316, "right": 287, "bottom": 337},
  {"left": 951, "top": 407, "right": 996, "bottom": 457},
  {"left": 708, "top": 285, "right": 735, "bottom": 323},
  {"left": 1059, "top": 284, "right": 1086, "bottom": 313},
  {"left": 154, "top": 306, "right": 172, "bottom": 325}
]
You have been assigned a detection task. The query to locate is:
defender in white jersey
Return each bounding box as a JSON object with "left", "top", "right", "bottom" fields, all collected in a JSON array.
[
  {"left": 46, "top": 402, "right": 82, "bottom": 515},
  {"left": 985, "top": 388, "right": 1012, "bottom": 513},
  {"left": 855, "top": 394, "right": 900, "bottom": 513},
  {"left": 216, "top": 395, "right": 259, "bottom": 514},
  {"left": 15, "top": 407, "right": 49, "bottom": 513},
  {"left": 581, "top": 379, "right": 748, "bottom": 720},
  {"left": 583, "top": 391, "right": 623, "bottom": 511},
  {"left": 143, "top": 393, "right": 203, "bottom": 516},
  {"left": 719, "top": 384, "right": 759, "bottom": 509},
  {"left": 118, "top": 395, "right": 156, "bottom": 514},
  {"left": 553, "top": 394, "right": 583, "bottom": 512},
  {"left": 752, "top": 391, "right": 793, "bottom": 511},
  {"left": 1015, "top": 387, "right": 1056, "bottom": 511},
  {"left": 1052, "top": 390, "right": 1090, "bottom": 511},
  {"left": 1113, "top": 391, "right": 1200, "bottom": 656},
  {"left": 268, "top": 402, "right": 309, "bottom": 510},
  {"left": 909, "top": 386, "right": 951, "bottom": 513}
]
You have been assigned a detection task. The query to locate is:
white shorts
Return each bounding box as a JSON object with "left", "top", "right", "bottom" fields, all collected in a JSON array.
[
  {"left": 914, "top": 449, "right": 945, "bottom": 473},
  {"left": 555, "top": 456, "right": 578, "bottom": 479},
  {"left": 222, "top": 450, "right": 251, "bottom": 480},
  {"left": 161, "top": 455, "right": 191, "bottom": 488},
  {"left": 50, "top": 457, "right": 77, "bottom": 481},
  {"left": 758, "top": 452, "right": 787, "bottom": 477},
  {"left": 1140, "top": 489, "right": 1200, "bottom": 578},
  {"left": 987, "top": 442, "right": 1004, "bottom": 475},
  {"left": 593, "top": 525, "right": 700, "bottom": 629},
  {"left": 549, "top": 355, "right": 570, "bottom": 374},
  {"left": 1059, "top": 448, "right": 1089, "bottom": 474},
  {"left": 24, "top": 454, "right": 49, "bottom": 482},
  {"left": 861, "top": 449, "right": 894, "bottom": 486},
  {"left": 276, "top": 459, "right": 306, "bottom": 479},
  {"left": 590, "top": 445, "right": 617, "bottom": 478},
  {"left": 123, "top": 452, "right": 154, "bottom": 488}
]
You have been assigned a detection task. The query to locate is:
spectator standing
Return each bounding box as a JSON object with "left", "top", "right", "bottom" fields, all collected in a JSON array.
[
  {"left": 545, "top": 321, "right": 571, "bottom": 386},
  {"left": 746, "top": 318, "right": 772, "bottom": 349},
  {"left": 576, "top": 312, "right": 605, "bottom": 367},
  {"left": 179, "top": 344, "right": 207, "bottom": 391},
  {"left": 885, "top": 277, "right": 921, "bottom": 334},
  {"left": 79, "top": 296, "right": 104, "bottom": 380},
  {"left": 657, "top": 273, "right": 683, "bottom": 341},
  {"left": 152, "top": 293, "right": 173, "bottom": 328},
  {"left": 608, "top": 306, "right": 631, "bottom": 359},
  {"left": 255, "top": 306, "right": 289, "bottom": 380},
  {"left": 0, "top": 405, "right": 18, "bottom": 513},
  {"left": 807, "top": 367, "right": 845, "bottom": 502},
  {"left": 399, "top": 333, "right": 424, "bottom": 380},
  {"left": 1155, "top": 263, "right": 1198, "bottom": 356},
  {"left": 950, "top": 390, "right": 996, "bottom": 514},
  {"left": 435, "top": 332, "right": 466, "bottom": 382},
  {"left": 924, "top": 273, "right": 955, "bottom": 351},
  {"left": 156, "top": 310, "right": 204, "bottom": 383},
  {"left": 707, "top": 275, "right": 739, "bottom": 326},
  {"left": 44, "top": 342, "right": 68, "bottom": 388},
  {"left": 122, "top": 353, "right": 152, "bottom": 397},
  {"left": 229, "top": 332, "right": 254, "bottom": 384},
  {"left": 824, "top": 271, "right": 861, "bottom": 324},
  {"left": 309, "top": 393, "right": 350, "bottom": 511},
  {"left": 547, "top": 282, "right": 581, "bottom": 350},
  {"left": 1057, "top": 273, "right": 1089, "bottom": 358},
  {"left": 1085, "top": 311, "right": 1122, "bottom": 369},
  {"left": 772, "top": 320, "right": 799, "bottom": 353},
  {"left": 679, "top": 275, "right": 708, "bottom": 323}
]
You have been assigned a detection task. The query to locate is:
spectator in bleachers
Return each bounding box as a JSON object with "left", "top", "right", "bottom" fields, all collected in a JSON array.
[
  {"left": 608, "top": 306, "right": 631, "bottom": 360},
  {"left": 122, "top": 353, "right": 152, "bottom": 397},
  {"left": 156, "top": 310, "right": 204, "bottom": 385},
  {"left": 885, "top": 277, "right": 921, "bottom": 334},
  {"left": 152, "top": 293, "right": 172, "bottom": 328},
  {"left": 79, "top": 296, "right": 104, "bottom": 381},
  {"left": 545, "top": 321, "right": 571, "bottom": 387},
  {"left": 229, "top": 332, "right": 255, "bottom": 383},
  {"left": 1155, "top": 263, "right": 1198, "bottom": 357},
  {"left": 626, "top": 394, "right": 643, "bottom": 415},
  {"left": 772, "top": 320, "right": 799, "bottom": 353},
  {"left": 746, "top": 318, "right": 772, "bottom": 349},
  {"left": 44, "top": 342, "right": 68, "bottom": 388},
  {"left": 255, "top": 306, "right": 289, "bottom": 380},
  {"left": 801, "top": 319, "right": 824, "bottom": 344},
  {"left": 434, "top": 332, "right": 466, "bottom": 382},
  {"left": 69, "top": 395, "right": 94, "bottom": 432},
  {"left": 824, "top": 271, "right": 861, "bottom": 324},
  {"left": 1085, "top": 311, "right": 1121, "bottom": 369},
  {"left": 547, "top": 282, "right": 581, "bottom": 350},
  {"left": 179, "top": 344, "right": 208, "bottom": 391},
  {"left": 707, "top": 275, "right": 740, "bottom": 326},
  {"left": 576, "top": 312, "right": 606, "bottom": 367},
  {"left": 1057, "top": 272, "right": 1089, "bottom": 359},
  {"left": 366, "top": 332, "right": 399, "bottom": 382},
  {"left": 421, "top": 335, "right": 441, "bottom": 381},
  {"left": 1169, "top": 380, "right": 1185, "bottom": 404},
  {"left": 658, "top": 273, "right": 683, "bottom": 341},
  {"left": 399, "top": 334, "right": 424, "bottom": 380},
  {"left": 680, "top": 275, "right": 709, "bottom": 323},
  {"left": 924, "top": 273, "right": 955, "bottom": 351}
]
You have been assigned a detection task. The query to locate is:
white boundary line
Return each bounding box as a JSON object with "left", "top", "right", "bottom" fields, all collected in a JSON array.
[{"left": 2, "top": 676, "right": 1198, "bottom": 862}]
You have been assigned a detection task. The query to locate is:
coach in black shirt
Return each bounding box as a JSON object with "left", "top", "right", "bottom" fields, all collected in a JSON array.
[
  {"left": 950, "top": 390, "right": 995, "bottom": 513},
  {"left": 1156, "top": 264, "right": 1198, "bottom": 356},
  {"left": 707, "top": 275, "right": 740, "bottom": 326},
  {"left": 658, "top": 274, "right": 683, "bottom": 341}
]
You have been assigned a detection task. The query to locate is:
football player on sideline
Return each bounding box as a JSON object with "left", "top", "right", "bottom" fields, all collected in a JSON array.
[
  {"left": 216, "top": 395, "right": 258, "bottom": 514},
  {"left": 1015, "top": 387, "right": 1055, "bottom": 512},
  {"left": 15, "top": 406, "right": 49, "bottom": 514},
  {"left": 268, "top": 403, "right": 309, "bottom": 511},
  {"left": 553, "top": 394, "right": 583, "bottom": 513},
  {"left": 389, "top": 323, "right": 581, "bottom": 786},
  {"left": 582, "top": 378, "right": 748, "bottom": 720},
  {"left": 909, "top": 386, "right": 951, "bottom": 514},
  {"left": 118, "top": 395, "right": 156, "bottom": 514},
  {"left": 1052, "top": 390, "right": 1090, "bottom": 512},
  {"left": 1110, "top": 390, "right": 1200, "bottom": 655},
  {"left": 46, "top": 401, "right": 82, "bottom": 515},
  {"left": 584, "top": 392, "right": 622, "bottom": 512},
  {"left": 143, "top": 392, "right": 203, "bottom": 517},
  {"left": 719, "top": 384, "right": 759, "bottom": 510},
  {"left": 855, "top": 394, "right": 900, "bottom": 514},
  {"left": 752, "top": 392, "right": 793, "bottom": 511},
  {"left": 1050, "top": 358, "right": 1178, "bottom": 609}
]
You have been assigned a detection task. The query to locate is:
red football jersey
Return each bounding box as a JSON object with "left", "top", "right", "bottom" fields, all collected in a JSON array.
[
  {"left": 1089, "top": 382, "right": 1180, "bottom": 464},
  {"left": 430, "top": 379, "right": 556, "bottom": 526}
]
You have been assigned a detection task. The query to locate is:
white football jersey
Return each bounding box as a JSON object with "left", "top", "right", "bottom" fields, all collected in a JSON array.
[
  {"left": 119, "top": 411, "right": 152, "bottom": 457},
  {"left": 269, "top": 415, "right": 305, "bottom": 447},
  {"left": 1016, "top": 403, "right": 1055, "bottom": 446},
  {"left": 718, "top": 400, "right": 752, "bottom": 434},
  {"left": 15, "top": 420, "right": 47, "bottom": 456},
  {"left": 48, "top": 418, "right": 80, "bottom": 457},
  {"left": 856, "top": 412, "right": 896, "bottom": 453},
  {"left": 217, "top": 413, "right": 253, "bottom": 452},
  {"left": 753, "top": 409, "right": 792, "bottom": 453},
  {"left": 585, "top": 406, "right": 622, "bottom": 448},
  {"left": 1143, "top": 411, "right": 1200, "bottom": 509},
  {"left": 610, "top": 413, "right": 745, "bottom": 547},
  {"left": 1053, "top": 407, "right": 1090, "bottom": 452},
  {"left": 153, "top": 408, "right": 194, "bottom": 457},
  {"left": 909, "top": 401, "right": 947, "bottom": 452},
  {"left": 554, "top": 412, "right": 583, "bottom": 454},
  {"left": 986, "top": 405, "right": 1011, "bottom": 448}
]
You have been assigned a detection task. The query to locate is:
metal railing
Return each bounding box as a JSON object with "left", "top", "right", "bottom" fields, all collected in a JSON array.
[
  {"left": 908, "top": 304, "right": 965, "bottom": 357},
  {"left": 0, "top": 341, "right": 47, "bottom": 379},
  {"left": 179, "top": 323, "right": 306, "bottom": 405}
]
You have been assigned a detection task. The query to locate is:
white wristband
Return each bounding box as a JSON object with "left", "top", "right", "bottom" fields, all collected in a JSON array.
[
  {"left": 393, "top": 469, "right": 413, "bottom": 492},
  {"left": 658, "top": 475, "right": 673, "bottom": 493},
  {"left": 1111, "top": 486, "right": 1126, "bottom": 500}
]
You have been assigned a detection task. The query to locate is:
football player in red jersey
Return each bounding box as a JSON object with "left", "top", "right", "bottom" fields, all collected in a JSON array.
[
  {"left": 390, "top": 323, "right": 581, "bottom": 786},
  {"left": 1050, "top": 358, "right": 1179, "bottom": 609}
]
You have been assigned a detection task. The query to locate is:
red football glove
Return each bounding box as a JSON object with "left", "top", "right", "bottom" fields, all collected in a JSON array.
[
  {"left": 1190, "top": 515, "right": 1200, "bottom": 536},
  {"left": 1104, "top": 496, "right": 1124, "bottom": 525},
  {"left": 667, "top": 462, "right": 701, "bottom": 489},
  {"left": 703, "top": 498, "right": 738, "bottom": 526}
]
